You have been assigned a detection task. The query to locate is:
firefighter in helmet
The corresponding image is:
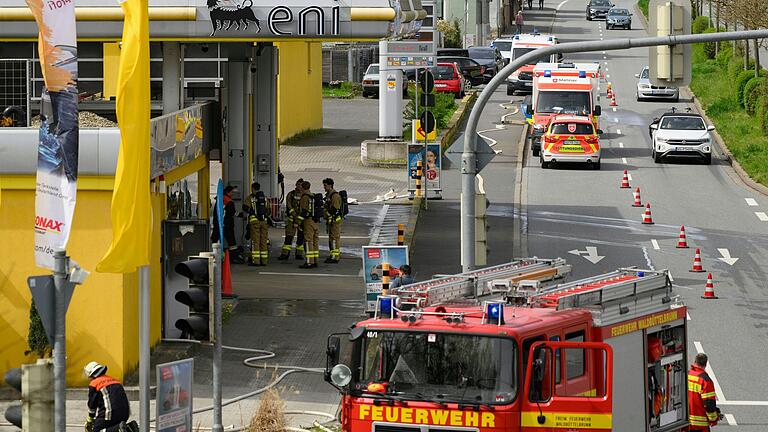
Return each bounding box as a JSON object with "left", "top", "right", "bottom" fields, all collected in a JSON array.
[
  {"left": 243, "top": 182, "right": 269, "bottom": 266},
  {"left": 278, "top": 178, "right": 305, "bottom": 260},
  {"left": 688, "top": 353, "right": 723, "bottom": 431},
  {"left": 322, "top": 178, "right": 343, "bottom": 264},
  {"left": 296, "top": 181, "right": 319, "bottom": 268},
  {"left": 83, "top": 362, "right": 137, "bottom": 432}
]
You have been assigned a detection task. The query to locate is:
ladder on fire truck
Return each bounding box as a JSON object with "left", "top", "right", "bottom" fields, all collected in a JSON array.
[
  {"left": 392, "top": 258, "right": 572, "bottom": 308},
  {"left": 510, "top": 267, "right": 681, "bottom": 326}
]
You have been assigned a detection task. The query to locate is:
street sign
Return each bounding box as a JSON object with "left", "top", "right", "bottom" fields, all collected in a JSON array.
[
  {"left": 156, "top": 359, "right": 193, "bottom": 432},
  {"left": 27, "top": 275, "right": 75, "bottom": 346},
  {"left": 419, "top": 111, "right": 436, "bottom": 134},
  {"left": 381, "top": 40, "right": 436, "bottom": 69},
  {"left": 418, "top": 70, "right": 435, "bottom": 93},
  {"left": 649, "top": 0, "right": 691, "bottom": 87},
  {"left": 414, "top": 120, "right": 437, "bottom": 140},
  {"left": 445, "top": 133, "right": 498, "bottom": 173}
]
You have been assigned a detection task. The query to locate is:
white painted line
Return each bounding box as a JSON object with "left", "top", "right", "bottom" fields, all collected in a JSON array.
[
  {"left": 694, "top": 341, "right": 727, "bottom": 401},
  {"left": 612, "top": 107, "right": 617, "bottom": 112},
  {"left": 756, "top": 211, "right": 768, "bottom": 221},
  {"left": 616, "top": 128, "right": 621, "bottom": 135},
  {"left": 724, "top": 414, "right": 737, "bottom": 425},
  {"left": 557, "top": 0, "right": 569, "bottom": 10},
  {"left": 651, "top": 239, "right": 660, "bottom": 250},
  {"left": 719, "top": 400, "right": 768, "bottom": 406},
  {"left": 258, "top": 272, "right": 360, "bottom": 278},
  {"left": 745, "top": 198, "right": 758, "bottom": 206},
  {"left": 604, "top": 61, "right": 608, "bottom": 65},
  {"left": 686, "top": 312, "right": 691, "bottom": 321},
  {"left": 619, "top": 142, "right": 624, "bottom": 148},
  {"left": 621, "top": 157, "right": 628, "bottom": 164},
  {"left": 602, "top": 51, "right": 606, "bottom": 54},
  {"left": 668, "top": 271, "right": 674, "bottom": 282},
  {"left": 614, "top": 117, "right": 619, "bottom": 123},
  {"left": 606, "top": 74, "right": 610, "bottom": 79}
]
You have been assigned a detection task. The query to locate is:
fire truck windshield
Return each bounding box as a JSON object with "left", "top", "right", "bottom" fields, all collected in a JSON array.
[
  {"left": 536, "top": 91, "right": 591, "bottom": 115},
  {"left": 360, "top": 332, "right": 517, "bottom": 404}
]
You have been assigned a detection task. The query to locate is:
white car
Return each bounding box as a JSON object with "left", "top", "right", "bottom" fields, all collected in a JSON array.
[
  {"left": 491, "top": 38, "right": 514, "bottom": 65},
  {"left": 650, "top": 111, "right": 715, "bottom": 164},
  {"left": 636, "top": 66, "right": 679, "bottom": 101}
]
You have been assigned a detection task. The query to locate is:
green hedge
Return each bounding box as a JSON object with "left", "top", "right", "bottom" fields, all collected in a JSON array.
[
  {"left": 715, "top": 43, "right": 733, "bottom": 67},
  {"left": 692, "top": 16, "right": 710, "bottom": 34},
  {"left": 702, "top": 28, "right": 718, "bottom": 59},
  {"left": 759, "top": 100, "right": 768, "bottom": 135},
  {"left": 745, "top": 77, "right": 768, "bottom": 115},
  {"left": 728, "top": 56, "right": 746, "bottom": 82},
  {"left": 736, "top": 70, "right": 760, "bottom": 107}
]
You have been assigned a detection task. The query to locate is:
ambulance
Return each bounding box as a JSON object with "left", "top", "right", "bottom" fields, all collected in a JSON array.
[
  {"left": 506, "top": 33, "right": 560, "bottom": 96},
  {"left": 325, "top": 259, "right": 691, "bottom": 432},
  {"left": 528, "top": 62, "right": 603, "bottom": 156}
]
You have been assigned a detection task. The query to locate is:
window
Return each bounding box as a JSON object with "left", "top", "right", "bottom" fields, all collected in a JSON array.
[
  {"left": 469, "top": 48, "right": 496, "bottom": 59},
  {"left": 551, "top": 122, "right": 594, "bottom": 135},
  {"left": 493, "top": 41, "right": 513, "bottom": 52},
  {"left": 641, "top": 68, "right": 649, "bottom": 79},
  {"left": 536, "top": 91, "right": 591, "bottom": 115},
  {"left": 660, "top": 116, "right": 706, "bottom": 130},
  {"left": 565, "top": 331, "right": 585, "bottom": 380},
  {"left": 432, "top": 66, "right": 457, "bottom": 80},
  {"left": 512, "top": 47, "right": 535, "bottom": 60}
]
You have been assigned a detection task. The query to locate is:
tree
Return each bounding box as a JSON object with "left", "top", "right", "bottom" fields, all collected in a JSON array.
[
  {"left": 437, "top": 19, "right": 463, "bottom": 48},
  {"left": 26, "top": 300, "right": 51, "bottom": 358}
]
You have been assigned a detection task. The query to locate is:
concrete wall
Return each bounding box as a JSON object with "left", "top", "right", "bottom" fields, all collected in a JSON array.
[
  {"left": 275, "top": 41, "right": 323, "bottom": 143},
  {"left": 0, "top": 180, "right": 164, "bottom": 386}
]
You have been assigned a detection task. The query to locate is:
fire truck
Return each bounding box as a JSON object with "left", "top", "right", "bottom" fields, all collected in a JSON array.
[
  {"left": 325, "top": 258, "right": 690, "bottom": 432},
  {"left": 506, "top": 33, "right": 560, "bottom": 96},
  {"left": 527, "top": 63, "right": 603, "bottom": 157}
]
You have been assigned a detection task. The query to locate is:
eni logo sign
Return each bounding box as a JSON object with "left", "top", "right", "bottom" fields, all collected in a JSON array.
[
  {"left": 357, "top": 406, "right": 496, "bottom": 428},
  {"left": 207, "top": 0, "right": 341, "bottom": 37}
]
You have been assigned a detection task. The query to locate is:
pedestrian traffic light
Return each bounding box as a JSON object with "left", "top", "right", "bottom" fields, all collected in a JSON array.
[
  {"left": 4, "top": 361, "right": 54, "bottom": 431},
  {"left": 4, "top": 367, "right": 22, "bottom": 428},
  {"left": 174, "top": 254, "right": 215, "bottom": 342}
]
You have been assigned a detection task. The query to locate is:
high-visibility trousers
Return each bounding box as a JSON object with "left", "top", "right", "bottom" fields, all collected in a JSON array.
[
  {"left": 327, "top": 220, "right": 342, "bottom": 260},
  {"left": 303, "top": 219, "right": 319, "bottom": 264},
  {"left": 249, "top": 218, "right": 269, "bottom": 264}
]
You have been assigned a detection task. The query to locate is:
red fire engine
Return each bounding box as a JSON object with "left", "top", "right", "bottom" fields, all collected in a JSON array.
[{"left": 325, "top": 259, "right": 689, "bottom": 431}]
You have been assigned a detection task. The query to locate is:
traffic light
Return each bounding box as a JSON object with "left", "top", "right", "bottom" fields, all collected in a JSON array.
[
  {"left": 174, "top": 254, "right": 215, "bottom": 342},
  {"left": 4, "top": 361, "right": 54, "bottom": 431}
]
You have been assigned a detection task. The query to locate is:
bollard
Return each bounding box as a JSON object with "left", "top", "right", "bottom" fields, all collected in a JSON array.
[
  {"left": 381, "top": 262, "right": 390, "bottom": 295},
  {"left": 416, "top": 161, "right": 423, "bottom": 198},
  {"left": 397, "top": 224, "right": 405, "bottom": 246}
]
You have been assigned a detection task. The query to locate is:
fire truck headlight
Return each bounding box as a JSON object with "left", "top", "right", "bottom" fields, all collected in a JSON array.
[{"left": 330, "top": 364, "right": 352, "bottom": 387}]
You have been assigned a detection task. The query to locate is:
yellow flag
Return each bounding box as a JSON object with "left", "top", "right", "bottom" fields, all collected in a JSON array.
[{"left": 97, "top": 0, "right": 151, "bottom": 273}]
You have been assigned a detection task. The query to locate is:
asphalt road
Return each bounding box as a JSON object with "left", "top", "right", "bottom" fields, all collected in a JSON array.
[{"left": 503, "top": 0, "right": 768, "bottom": 428}]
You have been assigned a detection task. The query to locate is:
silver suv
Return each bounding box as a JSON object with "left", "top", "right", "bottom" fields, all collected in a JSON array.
[{"left": 649, "top": 111, "right": 715, "bottom": 164}]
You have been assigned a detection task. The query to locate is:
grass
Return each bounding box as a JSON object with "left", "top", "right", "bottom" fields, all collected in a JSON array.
[
  {"left": 690, "top": 44, "right": 768, "bottom": 186},
  {"left": 637, "top": 0, "right": 648, "bottom": 17},
  {"left": 279, "top": 128, "right": 326, "bottom": 146},
  {"left": 322, "top": 81, "right": 361, "bottom": 98}
]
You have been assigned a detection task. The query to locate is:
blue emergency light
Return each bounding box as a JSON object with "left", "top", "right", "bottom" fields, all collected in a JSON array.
[
  {"left": 638, "top": 271, "right": 645, "bottom": 277},
  {"left": 379, "top": 296, "right": 398, "bottom": 318},
  {"left": 579, "top": 70, "right": 586, "bottom": 78},
  {"left": 514, "top": 35, "right": 520, "bottom": 40},
  {"left": 486, "top": 302, "right": 505, "bottom": 325},
  {"left": 544, "top": 70, "right": 552, "bottom": 77}
]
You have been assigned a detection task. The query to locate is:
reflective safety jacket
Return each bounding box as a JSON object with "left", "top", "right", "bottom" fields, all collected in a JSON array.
[
  {"left": 324, "top": 188, "right": 342, "bottom": 223},
  {"left": 244, "top": 191, "right": 268, "bottom": 221},
  {"left": 87, "top": 375, "right": 130, "bottom": 423},
  {"left": 286, "top": 189, "right": 301, "bottom": 221},
  {"left": 297, "top": 191, "right": 313, "bottom": 226},
  {"left": 688, "top": 364, "right": 718, "bottom": 430}
]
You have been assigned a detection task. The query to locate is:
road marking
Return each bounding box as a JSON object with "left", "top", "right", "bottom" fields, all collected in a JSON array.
[
  {"left": 756, "top": 211, "right": 768, "bottom": 221},
  {"left": 557, "top": 0, "right": 569, "bottom": 10},
  {"left": 668, "top": 271, "right": 674, "bottom": 282},
  {"left": 686, "top": 312, "right": 691, "bottom": 320},
  {"left": 724, "top": 414, "right": 737, "bottom": 425},
  {"left": 614, "top": 117, "right": 619, "bottom": 123},
  {"left": 621, "top": 157, "right": 628, "bottom": 164},
  {"left": 567, "top": 246, "right": 605, "bottom": 264},
  {"left": 719, "top": 400, "right": 768, "bottom": 406},
  {"left": 717, "top": 248, "right": 739, "bottom": 265},
  {"left": 619, "top": 142, "right": 624, "bottom": 148},
  {"left": 745, "top": 198, "right": 758, "bottom": 206},
  {"left": 616, "top": 128, "right": 621, "bottom": 134},
  {"left": 693, "top": 341, "right": 727, "bottom": 401},
  {"left": 641, "top": 246, "right": 656, "bottom": 270},
  {"left": 606, "top": 74, "right": 610, "bottom": 79},
  {"left": 258, "top": 272, "right": 360, "bottom": 278},
  {"left": 612, "top": 107, "right": 617, "bottom": 112},
  {"left": 651, "top": 239, "right": 660, "bottom": 250}
]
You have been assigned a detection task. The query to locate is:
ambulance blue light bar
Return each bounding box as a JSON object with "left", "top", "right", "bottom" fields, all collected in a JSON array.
[
  {"left": 486, "top": 302, "right": 505, "bottom": 325},
  {"left": 579, "top": 71, "right": 586, "bottom": 78}
]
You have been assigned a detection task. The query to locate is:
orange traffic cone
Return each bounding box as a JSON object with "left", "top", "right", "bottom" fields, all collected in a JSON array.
[
  {"left": 676, "top": 226, "right": 689, "bottom": 248},
  {"left": 620, "top": 170, "right": 631, "bottom": 188},
  {"left": 222, "top": 250, "right": 234, "bottom": 298},
  {"left": 610, "top": 94, "right": 618, "bottom": 106},
  {"left": 607, "top": 83, "right": 613, "bottom": 98},
  {"left": 642, "top": 203, "right": 654, "bottom": 224},
  {"left": 632, "top": 187, "right": 643, "bottom": 207},
  {"left": 701, "top": 273, "right": 718, "bottom": 299},
  {"left": 690, "top": 248, "right": 705, "bottom": 272}
]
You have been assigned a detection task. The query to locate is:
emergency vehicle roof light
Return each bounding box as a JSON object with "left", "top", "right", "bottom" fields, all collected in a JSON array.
[
  {"left": 544, "top": 70, "right": 551, "bottom": 77},
  {"left": 484, "top": 301, "right": 505, "bottom": 325},
  {"left": 376, "top": 295, "right": 399, "bottom": 319},
  {"left": 579, "top": 70, "right": 586, "bottom": 78},
  {"left": 514, "top": 34, "right": 520, "bottom": 40}
]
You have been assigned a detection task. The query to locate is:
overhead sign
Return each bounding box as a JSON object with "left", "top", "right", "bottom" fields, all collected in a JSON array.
[{"left": 156, "top": 359, "right": 193, "bottom": 432}]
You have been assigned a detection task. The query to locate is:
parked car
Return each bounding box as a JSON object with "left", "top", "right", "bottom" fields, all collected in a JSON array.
[
  {"left": 606, "top": 7, "right": 632, "bottom": 29},
  {"left": 431, "top": 62, "right": 467, "bottom": 99},
  {"left": 437, "top": 56, "right": 485, "bottom": 86},
  {"left": 540, "top": 115, "right": 602, "bottom": 169},
  {"left": 361, "top": 63, "right": 408, "bottom": 98},
  {"left": 491, "top": 38, "right": 514, "bottom": 64},
  {"left": 468, "top": 46, "right": 505, "bottom": 82},
  {"left": 437, "top": 48, "right": 470, "bottom": 58},
  {"left": 635, "top": 66, "right": 679, "bottom": 101},
  {"left": 586, "top": 0, "right": 614, "bottom": 20},
  {"left": 649, "top": 110, "right": 714, "bottom": 164}
]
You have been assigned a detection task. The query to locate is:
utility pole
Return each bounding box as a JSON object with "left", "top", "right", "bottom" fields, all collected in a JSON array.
[
  {"left": 52, "top": 250, "right": 67, "bottom": 432},
  {"left": 212, "top": 242, "right": 223, "bottom": 432}
]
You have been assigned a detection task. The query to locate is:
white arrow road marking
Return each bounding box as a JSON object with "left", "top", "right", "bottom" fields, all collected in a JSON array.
[
  {"left": 756, "top": 211, "right": 768, "bottom": 221},
  {"left": 621, "top": 157, "right": 627, "bottom": 164},
  {"left": 568, "top": 246, "right": 605, "bottom": 264},
  {"left": 557, "top": 0, "right": 569, "bottom": 10},
  {"left": 616, "top": 128, "right": 621, "bottom": 134},
  {"left": 745, "top": 198, "right": 758, "bottom": 206},
  {"left": 651, "top": 239, "right": 660, "bottom": 250},
  {"left": 717, "top": 248, "right": 739, "bottom": 265},
  {"left": 619, "top": 142, "right": 624, "bottom": 148},
  {"left": 694, "top": 341, "right": 727, "bottom": 401},
  {"left": 614, "top": 117, "right": 619, "bottom": 123},
  {"left": 724, "top": 414, "right": 737, "bottom": 425}
]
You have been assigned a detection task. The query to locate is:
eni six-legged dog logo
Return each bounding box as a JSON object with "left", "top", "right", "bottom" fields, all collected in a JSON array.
[{"left": 207, "top": 0, "right": 261, "bottom": 36}]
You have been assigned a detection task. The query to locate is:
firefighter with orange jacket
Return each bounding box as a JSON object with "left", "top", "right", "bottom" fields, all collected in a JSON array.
[{"left": 688, "top": 353, "right": 723, "bottom": 431}]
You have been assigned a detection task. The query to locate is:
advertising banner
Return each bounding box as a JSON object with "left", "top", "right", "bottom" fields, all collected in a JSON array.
[
  {"left": 407, "top": 144, "right": 441, "bottom": 192},
  {"left": 26, "top": 0, "right": 79, "bottom": 269},
  {"left": 156, "top": 359, "right": 193, "bottom": 432},
  {"left": 362, "top": 246, "right": 409, "bottom": 312}
]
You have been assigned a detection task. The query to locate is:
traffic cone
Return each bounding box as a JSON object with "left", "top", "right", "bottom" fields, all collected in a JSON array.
[
  {"left": 632, "top": 187, "right": 643, "bottom": 207},
  {"left": 610, "top": 94, "right": 618, "bottom": 106},
  {"left": 642, "top": 203, "right": 654, "bottom": 224},
  {"left": 222, "top": 250, "right": 235, "bottom": 298},
  {"left": 620, "top": 170, "right": 631, "bottom": 188},
  {"left": 690, "top": 248, "right": 705, "bottom": 272},
  {"left": 607, "top": 83, "right": 613, "bottom": 98},
  {"left": 701, "top": 273, "right": 718, "bottom": 299},
  {"left": 676, "top": 226, "right": 689, "bottom": 248}
]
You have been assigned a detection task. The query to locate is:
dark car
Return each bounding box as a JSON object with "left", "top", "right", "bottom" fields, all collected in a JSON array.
[
  {"left": 437, "top": 56, "right": 485, "bottom": 86},
  {"left": 468, "top": 47, "right": 505, "bottom": 82},
  {"left": 606, "top": 7, "right": 632, "bottom": 29},
  {"left": 437, "top": 48, "right": 470, "bottom": 58},
  {"left": 586, "top": 0, "right": 614, "bottom": 20}
]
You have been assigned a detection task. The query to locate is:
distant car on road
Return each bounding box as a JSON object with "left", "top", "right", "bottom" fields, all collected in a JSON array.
[
  {"left": 361, "top": 63, "right": 408, "bottom": 98},
  {"left": 586, "top": 0, "right": 614, "bottom": 20},
  {"left": 432, "top": 62, "right": 467, "bottom": 99},
  {"left": 437, "top": 48, "right": 470, "bottom": 58},
  {"left": 606, "top": 7, "right": 632, "bottom": 29},
  {"left": 468, "top": 46, "right": 505, "bottom": 82},
  {"left": 491, "top": 38, "right": 515, "bottom": 64},
  {"left": 649, "top": 110, "right": 715, "bottom": 164},
  {"left": 540, "top": 115, "right": 602, "bottom": 169},
  {"left": 437, "top": 56, "right": 486, "bottom": 86},
  {"left": 635, "top": 66, "right": 680, "bottom": 101}
]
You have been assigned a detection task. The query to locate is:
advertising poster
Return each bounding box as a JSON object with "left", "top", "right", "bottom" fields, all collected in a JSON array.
[
  {"left": 26, "top": 0, "right": 79, "bottom": 269},
  {"left": 407, "top": 144, "right": 441, "bottom": 192},
  {"left": 156, "top": 359, "right": 193, "bottom": 432},
  {"left": 362, "top": 246, "right": 409, "bottom": 312}
]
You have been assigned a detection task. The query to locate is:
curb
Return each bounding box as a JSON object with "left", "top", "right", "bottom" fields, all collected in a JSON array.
[
  {"left": 0, "top": 386, "right": 156, "bottom": 402},
  {"left": 403, "top": 197, "right": 423, "bottom": 258}
]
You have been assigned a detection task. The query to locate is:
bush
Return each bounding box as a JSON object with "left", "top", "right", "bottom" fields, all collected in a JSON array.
[
  {"left": 26, "top": 300, "right": 50, "bottom": 358},
  {"left": 728, "top": 56, "right": 745, "bottom": 82},
  {"left": 692, "top": 16, "right": 710, "bottom": 34},
  {"left": 715, "top": 43, "right": 733, "bottom": 68},
  {"left": 744, "top": 77, "right": 768, "bottom": 115},
  {"left": 759, "top": 99, "right": 768, "bottom": 135},
  {"left": 736, "top": 70, "right": 756, "bottom": 106}
]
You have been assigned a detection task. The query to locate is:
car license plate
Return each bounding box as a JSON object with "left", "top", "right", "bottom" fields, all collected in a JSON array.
[
  {"left": 676, "top": 146, "right": 694, "bottom": 151},
  {"left": 435, "top": 83, "right": 447, "bottom": 88},
  {"left": 525, "top": 82, "right": 532, "bottom": 86},
  {"left": 564, "top": 140, "right": 581, "bottom": 145}
]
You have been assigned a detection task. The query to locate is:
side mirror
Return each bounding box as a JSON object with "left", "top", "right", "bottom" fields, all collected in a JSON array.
[
  {"left": 598, "top": 129, "right": 604, "bottom": 135},
  {"left": 327, "top": 336, "right": 341, "bottom": 368},
  {"left": 650, "top": 124, "right": 658, "bottom": 130},
  {"left": 707, "top": 125, "right": 716, "bottom": 131},
  {"left": 593, "top": 105, "right": 602, "bottom": 116}
]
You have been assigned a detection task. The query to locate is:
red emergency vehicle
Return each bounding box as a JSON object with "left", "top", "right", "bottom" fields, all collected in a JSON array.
[
  {"left": 540, "top": 115, "right": 601, "bottom": 169},
  {"left": 325, "top": 259, "right": 690, "bottom": 432}
]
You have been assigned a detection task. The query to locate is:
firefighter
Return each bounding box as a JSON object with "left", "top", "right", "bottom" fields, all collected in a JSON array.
[
  {"left": 296, "top": 181, "right": 319, "bottom": 269},
  {"left": 278, "top": 178, "right": 305, "bottom": 260},
  {"left": 243, "top": 182, "right": 269, "bottom": 266},
  {"left": 83, "top": 362, "right": 137, "bottom": 432},
  {"left": 322, "top": 178, "right": 343, "bottom": 264},
  {"left": 688, "top": 353, "right": 723, "bottom": 431}
]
